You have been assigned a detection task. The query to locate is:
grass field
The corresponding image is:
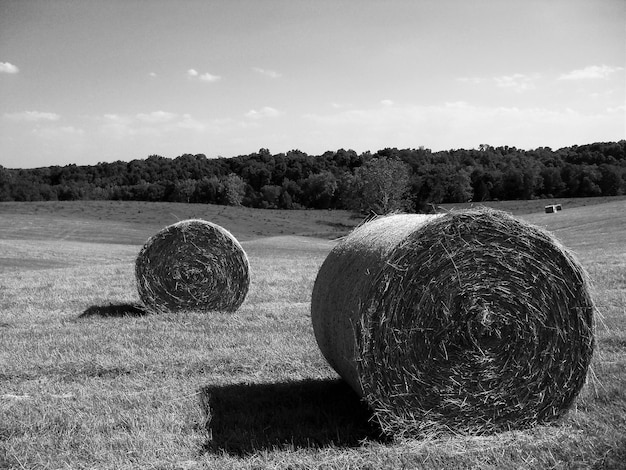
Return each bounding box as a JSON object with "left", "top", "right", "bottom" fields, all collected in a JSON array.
[{"left": 1, "top": 198, "right": 625, "bottom": 469}]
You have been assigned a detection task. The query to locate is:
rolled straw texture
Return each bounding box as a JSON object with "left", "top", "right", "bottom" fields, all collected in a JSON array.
[
  {"left": 136, "top": 219, "right": 249, "bottom": 314},
  {"left": 311, "top": 208, "right": 595, "bottom": 437}
]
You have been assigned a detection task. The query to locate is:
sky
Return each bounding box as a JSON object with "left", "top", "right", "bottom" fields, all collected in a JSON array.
[{"left": 0, "top": 0, "right": 624, "bottom": 169}]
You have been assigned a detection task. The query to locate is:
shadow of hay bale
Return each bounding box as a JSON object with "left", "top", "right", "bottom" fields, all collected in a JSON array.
[
  {"left": 78, "top": 303, "right": 148, "bottom": 318},
  {"left": 199, "top": 378, "right": 387, "bottom": 455}
]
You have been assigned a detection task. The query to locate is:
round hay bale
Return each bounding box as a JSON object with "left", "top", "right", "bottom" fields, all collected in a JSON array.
[
  {"left": 136, "top": 219, "right": 249, "bottom": 314},
  {"left": 311, "top": 208, "right": 595, "bottom": 437}
]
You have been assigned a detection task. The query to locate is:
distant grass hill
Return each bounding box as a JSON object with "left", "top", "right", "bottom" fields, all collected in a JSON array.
[
  {"left": 0, "top": 196, "right": 624, "bottom": 245},
  {"left": 0, "top": 200, "right": 358, "bottom": 244}
]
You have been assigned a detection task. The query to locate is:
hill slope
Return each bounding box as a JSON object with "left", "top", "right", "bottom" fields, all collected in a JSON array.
[
  {"left": 0, "top": 200, "right": 358, "bottom": 244},
  {"left": 0, "top": 196, "right": 623, "bottom": 246}
]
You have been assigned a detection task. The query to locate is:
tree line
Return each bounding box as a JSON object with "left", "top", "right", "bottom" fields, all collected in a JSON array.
[{"left": 0, "top": 141, "right": 624, "bottom": 213}]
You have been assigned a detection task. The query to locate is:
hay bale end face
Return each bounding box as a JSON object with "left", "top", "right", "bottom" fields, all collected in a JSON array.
[
  {"left": 311, "top": 209, "right": 595, "bottom": 437},
  {"left": 136, "top": 219, "right": 250, "bottom": 314}
]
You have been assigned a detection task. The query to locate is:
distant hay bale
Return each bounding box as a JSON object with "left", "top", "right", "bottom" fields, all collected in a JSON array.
[
  {"left": 311, "top": 208, "right": 595, "bottom": 437},
  {"left": 135, "top": 219, "right": 249, "bottom": 314},
  {"left": 545, "top": 204, "right": 562, "bottom": 213}
]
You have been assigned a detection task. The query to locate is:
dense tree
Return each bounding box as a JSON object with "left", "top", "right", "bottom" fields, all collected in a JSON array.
[
  {"left": 301, "top": 171, "right": 337, "bottom": 209},
  {"left": 0, "top": 140, "right": 623, "bottom": 209},
  {"left": 169, "top": 179, "right": 197, "bottom": 203},
  {"left": 598, "top": 164, "right": 623, "bottom": 196},
  {"left": 349, "top": 157, "right": 412, "bottom": 214},
  {"left": 0, "top": 166, "right": 13, "bottom": 201},
  {"left": 193, "top": 176, "right": 221, "bottom": 203},
  {"left": 279, "top": 178, "right": 302, "bottom": 209},
  {"left": 221, "top": 174, "right": 246, "bottom": 206},
  {"left": 447, "top": 170, "right": 473, "bottom": 203},
  {"left": 539, "top": 167, "right": 565, "bottom": 198}
]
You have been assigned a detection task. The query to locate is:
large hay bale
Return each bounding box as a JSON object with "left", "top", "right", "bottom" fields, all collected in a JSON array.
[
  {"left": 311, "top": 208, "right": 595, "bottom": 437},
  {"left": 136, "top": 219, "right": 249, "bottom": 314}
]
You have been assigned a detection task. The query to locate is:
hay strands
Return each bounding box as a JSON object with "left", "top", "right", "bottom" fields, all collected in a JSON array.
[
  {"left": 311, "top": 208, "right": 595, "bottom": 437},
  {"left": 135, "top": 219, "right": 250, "bottom": 314}
]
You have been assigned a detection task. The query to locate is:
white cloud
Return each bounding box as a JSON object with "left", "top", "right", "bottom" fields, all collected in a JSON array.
[
  {"left": 380, "top": 99, "right": 394, "bottom": 106},
  {"left": 606, "top": 104, "right": 626, "bottom": 114},
  {"left": 0, "top": 62, "right": 19, "bottom": 74},
  {"left": 103, "top": 113, "right": 132, "bottom": 125},
  {"left": 136, "top": 111, "right": 177, "bottom": 123},
  {"left": 301, "top": 102, "right": 623, "bottom": 152},
  {"left": 198, "top": 72, "right": 221, "bottom": 82},
  {"left": 100, "top": 114, "right": 137, "bottom": 139},
  {"left": 558, "top": 65, "right": 624, "bottom": 80},
  {"left": 4, "top": 111, "right": 61, "bottom": 122},
  {"left": 33, "top": 126, "right": 84, "bottom": 139},
  {"left": 330, "top": 102, "right": 352, "bottom": 109},
  {"left": 459, "top": 73, "right": 538, "bottom": 92},
  {"left": 187, "top": 68, "right": 221, "bottom": 82},
  {"left": 494, "top": 73, "right": 538, "bottom": 92},
  {"left": 99, "top": 111, "right": 213, "bottom": 139},
  {"left": 148, "top": 72, "right": 157, "bottom": 78},
  {"left": 245, "top": 106, "right": 283, "bottom": 119},
  {"left": 176, "top": 114, "right": 207, "bottom": 131},
  {"left": 253, "top": 67, "right": 282, "bottom": 79}
]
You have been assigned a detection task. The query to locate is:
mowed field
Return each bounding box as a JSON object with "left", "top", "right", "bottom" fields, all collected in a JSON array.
[{"left": 0, "top": 198, "right": 625, "bottom": 469}]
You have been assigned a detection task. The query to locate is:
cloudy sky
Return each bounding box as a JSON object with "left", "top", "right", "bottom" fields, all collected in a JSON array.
[{"left": 0, "top": 0, "right": 624, "bottom": 169}]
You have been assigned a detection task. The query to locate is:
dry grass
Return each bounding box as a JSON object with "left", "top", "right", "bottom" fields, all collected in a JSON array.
[{"left": 0, "top": 200, "right": 624, "bottom": 469}]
